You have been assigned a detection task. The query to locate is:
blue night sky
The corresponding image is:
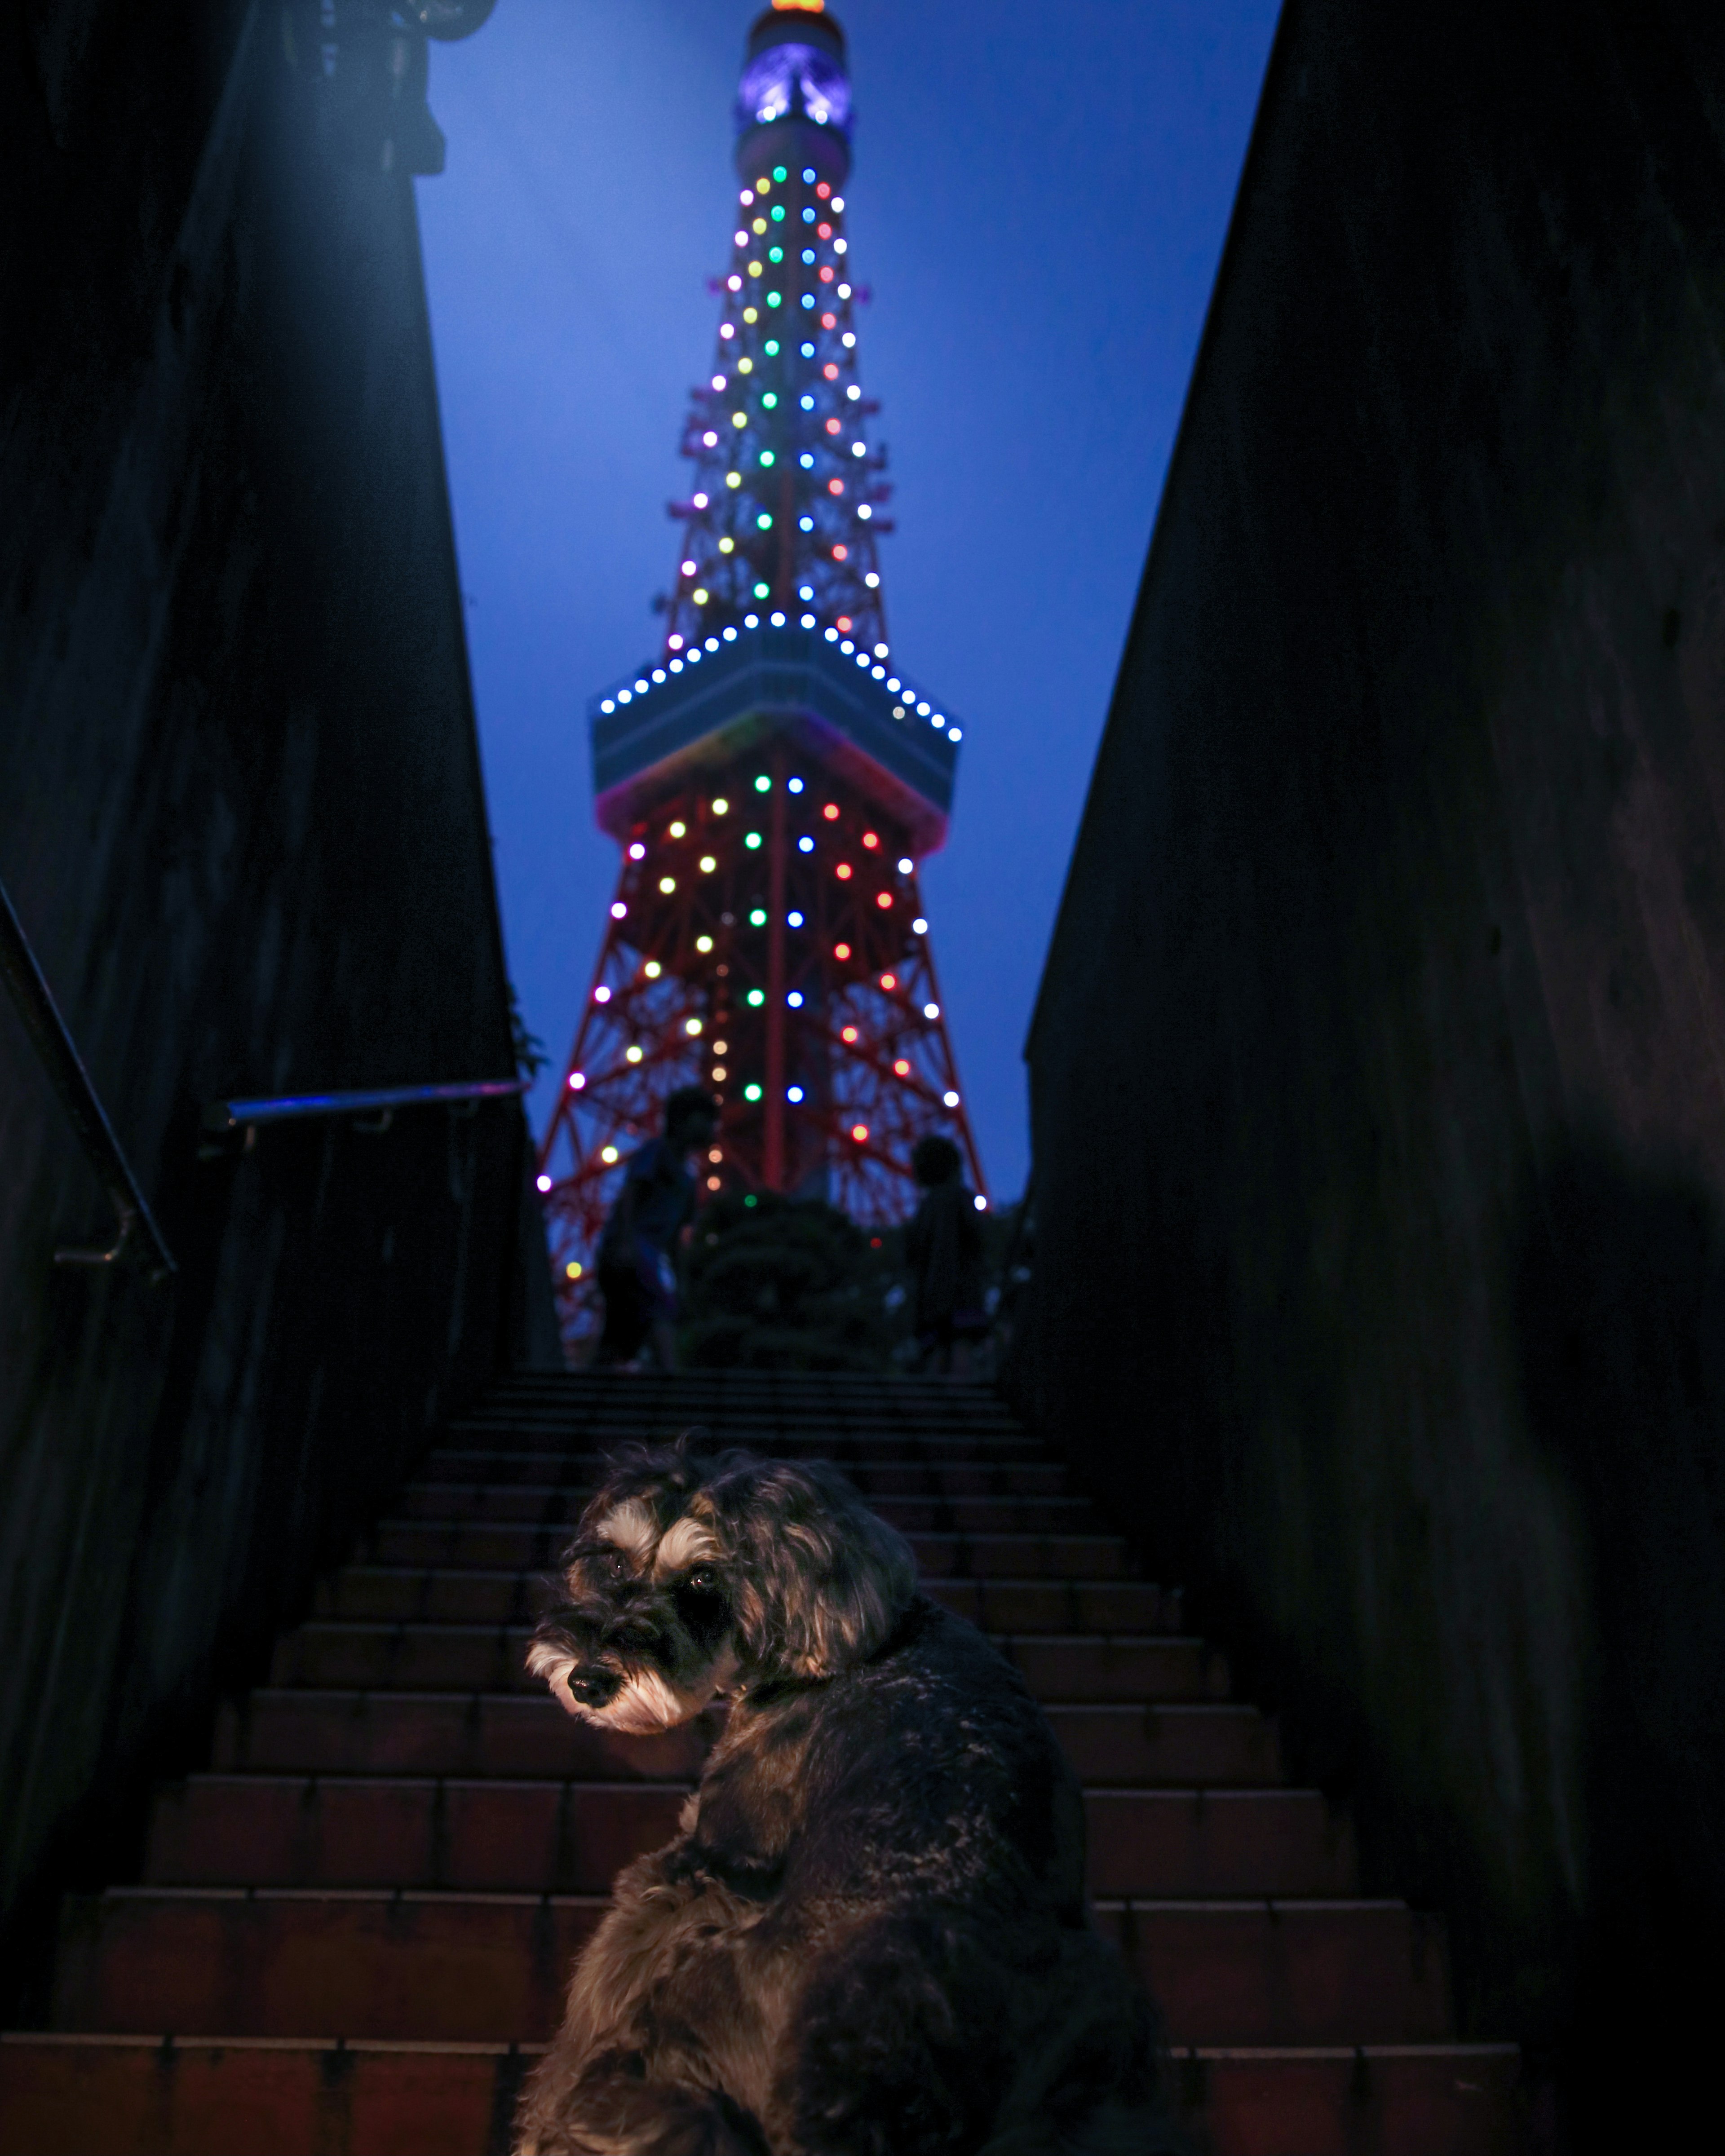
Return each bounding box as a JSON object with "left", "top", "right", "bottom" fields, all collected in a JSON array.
[{"left": 417, "top": 0, "right": 1280, "bottom": 1204}]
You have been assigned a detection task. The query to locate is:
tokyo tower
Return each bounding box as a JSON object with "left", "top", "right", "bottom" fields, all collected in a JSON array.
[{"left": 537, "top": 0, "right": 984, "bottom": 1341}]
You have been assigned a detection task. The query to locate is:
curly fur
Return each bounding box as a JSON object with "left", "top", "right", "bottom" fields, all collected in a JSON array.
[{"left": 516, "top": 1437, "right": 1177, "bottom": 2156}]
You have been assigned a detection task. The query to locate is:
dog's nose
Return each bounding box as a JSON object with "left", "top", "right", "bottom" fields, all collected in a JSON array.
[{"left": 568, "top": 1667, "right": 621, "bottom": 1706}]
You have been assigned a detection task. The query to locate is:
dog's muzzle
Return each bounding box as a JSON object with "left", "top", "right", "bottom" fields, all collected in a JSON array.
[{"left": 565, "top": 1666, "right": 622, "bottom": 1707}]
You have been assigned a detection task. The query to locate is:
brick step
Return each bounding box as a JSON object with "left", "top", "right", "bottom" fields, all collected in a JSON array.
[
  {"left": 272, "top": 1624, "right": 1220, "bottom": 1698},
  {"left": 422, "top": 1452, "right": 1074, "bottom": 1498},
  {"left": 53, "top": 1890, "right": 1451, "bottom": 2047},
  {"left": 310, "top": 1570, "right": 1179, "bottom": 1635},
  {"left": 457, "top": 1390, "right": 1023, "bottom": 1423},
  {"left": 0, "top": 2032, "right": 1521, "bottom": 2156},
  {"left": 211, "top": 1692, "right": 1278, "bottom": 1786},
  {"left": 142, "top": 1778, "right": 1354, "bottom": 1897},
  {"left": 214, "top": 1693, "right": 714, "bottom": 1779},
  {"left": 366, "top": 1520, "right": 1132, "bottom": 1579},
  {"left": 396, "top": 1483, "right": 1098, "bottom": 1536},
  {"left": 439, "top": 1423, "right": 1036, "bottom": 1461}
]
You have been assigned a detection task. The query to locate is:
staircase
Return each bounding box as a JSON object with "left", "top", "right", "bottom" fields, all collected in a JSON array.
[{"left": 0, "top": 1372, "right": 1520, "bottom": 2154}]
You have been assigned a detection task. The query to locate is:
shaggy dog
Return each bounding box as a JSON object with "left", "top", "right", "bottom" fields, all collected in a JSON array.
[{"left": 516, "top": 1437, "right": 1173, "bottom": 2156}]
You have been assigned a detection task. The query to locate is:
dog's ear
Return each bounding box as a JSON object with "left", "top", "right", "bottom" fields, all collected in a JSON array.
[{"left": 701, "top": 1456, "right": 916, "bottom": 1680}]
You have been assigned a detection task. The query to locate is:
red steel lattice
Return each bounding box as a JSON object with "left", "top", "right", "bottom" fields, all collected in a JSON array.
[{"left": 538, "top": 742, "right": 982, "bottom": 1342}]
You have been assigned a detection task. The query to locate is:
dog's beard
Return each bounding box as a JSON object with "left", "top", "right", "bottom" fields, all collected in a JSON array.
[{"left": 527, "top": 1637, "right": 739, "bottom": 1734}]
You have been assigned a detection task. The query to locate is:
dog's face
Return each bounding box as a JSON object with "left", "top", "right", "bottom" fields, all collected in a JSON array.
[{"left": 526, "top": 1438, "right": 916, "bottom": 1735}]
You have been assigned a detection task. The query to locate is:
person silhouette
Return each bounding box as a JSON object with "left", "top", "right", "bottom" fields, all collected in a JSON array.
[
  {"left": 903, "top": 1134, "right": 987, "bottom": 1378},
  {"left": 592, "top": 1086, "right": 719, "bottom": 1370}
]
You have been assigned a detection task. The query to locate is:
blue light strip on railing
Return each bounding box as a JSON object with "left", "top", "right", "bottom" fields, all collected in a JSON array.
[{"left": 203, "top": 1077, "right": 529, "bottom": 1133}]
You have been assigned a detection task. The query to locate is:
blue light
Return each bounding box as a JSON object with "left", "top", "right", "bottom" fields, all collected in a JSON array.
[
  {"left": 787, "top": 908, "right": 805, "bottom": 925},
  {"left": 799, "top": 453, "right": 814, "bottom": 469},
  {"left": 798, "top": 836, "right": 814, "bottom": 853},
  {"left": 800, "top": 294, "right": 815, "bottom": 309},
  {"left": 802, "top": 168, "right": 816, "bottom": 182},
  {"left": 787, "top": 991, "right": 804, "bottom": 1009},
  {"left": 802, "top": 250, "right": 815, "bottom": 265},
  {"left": 800, "top": 342, "right": 815, "bottom": 357},
  {"left": 787, "top": 1085, "right": 805, "bottom": 1103},
  {"left": 788, "top": 779, "right": 805, "bottom": 793},
  {"left": 799, "top": 515, "right": 814, "bottom": 530}
]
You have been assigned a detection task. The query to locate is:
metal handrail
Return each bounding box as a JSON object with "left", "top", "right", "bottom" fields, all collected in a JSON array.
[
  {"left": 0, "top": 875, "right": 177, "bottom": 1281},
  {"left": 202, "top": 1076, "right": 528, "bottom": 1135}
]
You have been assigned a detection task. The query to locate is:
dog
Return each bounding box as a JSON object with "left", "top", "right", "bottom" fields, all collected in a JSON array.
[{"left": 517, "top": 1436, "right": 1174, "bottom": 2156}]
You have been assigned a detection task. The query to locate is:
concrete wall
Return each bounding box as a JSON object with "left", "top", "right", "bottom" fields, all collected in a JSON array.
[
  {"left": 0, "top": 0, "right": 556, "bottom": 1983},
  {"left": 1018, "top": 0, "right": 1725, "bottom": 2138}
]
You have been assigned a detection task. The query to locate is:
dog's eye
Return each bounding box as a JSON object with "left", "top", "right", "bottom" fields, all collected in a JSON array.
[
  {"left": 686, "top": 1566, "right": 718, "bottom": 1593},
  {"left": 595, "top": 1548, "right": 630, "bottom": 1581}
]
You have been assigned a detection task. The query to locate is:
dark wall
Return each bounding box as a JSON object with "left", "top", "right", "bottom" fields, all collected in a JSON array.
[
  {"left": 1017, "top": 0, "right": 1725, "bottom": 2140},
  {"left": 0, "top": 0, "right": 557, "bottom": 1971}
]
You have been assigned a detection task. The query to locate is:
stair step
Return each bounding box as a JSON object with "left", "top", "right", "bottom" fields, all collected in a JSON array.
[
  {"left": 0, "top": 2032, "right": 1521, "bottom": 2156},
  {"left": 54, "top": 1888, "right": 1451, "bottom": 2047},
  {"left": 1046, "top": 1705, "right": 1282, "bottom": 1785},
  {"left": 367, "top": 1520, "right": 1134, "bottom": 1578},
  {"left": 213, "top": 1692, "right": 715, "bottom": 1779},
  {"left": 395, "top": 1483, "right": 1097, "bottom": 1535},
  {"left": 142, "top": 1778, "right": 1354, "bottom": 1896},
  {"left": 440, "top": 1424, "right": 1036, "bottom": 1461},
  {"left": 423, "top": 1453, "right": 1074, "bottom": 1497},
  {"left": 272, "top": 1624, "right": 1217, "bottom": 1697},
  {"left": 211, "top": 1692, "right": 1275, "bottom": 1785}
]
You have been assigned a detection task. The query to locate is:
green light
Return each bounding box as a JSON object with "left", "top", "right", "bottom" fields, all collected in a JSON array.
[
  {"left": 762, "top": 392, "right": 778, "bottom": 409},
  {"left": 745, "top": 833, "right": 764, "bottom": 851},
  {"left": 753, "top": 582, "right": 770, "bottom": 598},
  {"left": 746, "top": 990, "right": 765, "bottom": 1009},
  {"left": 744, "top": 1082, "right": 764, "bottom": 1102},
  {"left": 764, "top": 340, "right": 780, "bottom": 355},
  {"left": 771, "top": 206, "right": 785, "bottom": 222},
  {"left": 744, "top": 1192, "right": 759, "bottom": 1206},
  {"left": 768, "top": 247, "right": 783, "bottom": 263},
  {"left": 753, "top": 775, "right": 771, "bottom": 793},
  {"left": 758, "top": 455, "right": 775, "bottom": 471},
  {"left": 749, "top": 907, "right": 768, "bottom": 926},
  {"left": 772, "top": 165, "right": 787, "bottom": 181}
]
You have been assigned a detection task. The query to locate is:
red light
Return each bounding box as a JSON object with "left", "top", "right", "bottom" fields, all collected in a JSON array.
[
  {"left": 836, "top": 615, "right": 852, "bottom": 631},
  {"left": 851, "top": 1123, "right": 869, "bottom": 1143},
  {"left": 821, "top": 312, "right": 836, "bottom": 328},
  {"left": 832, "top": 544, "right": 848, "bottom": 561},
  {"left": 870, "top": 1236, "right": 882, "bottom": 1248},
  {"left": 834, "top": 942, "right": 851, "bottom": 960},
  {"left": 817, "top": 183, "right": 831, "bottom": 199},
  {"left": 880, "top": 972, "right": 896, "bottom": 990},
  {"left": 823, "top": 363, "right": 839, "bottom": 381},
  {"left": 875, "top": 891, "right": 892, "bottom": 908},
  {"left": 893, "top": 1059, "right": 911, "bottom": 1077},
  {"left": 862, "top": 832, "right": 879, "bottom": 849},
  {"left": 823, "top": 803, "right": 840, "bottom": 821},
  {"left": 836, "top": 863, "right": 853, "bottom": 879},
  {"left": 828, "top": 480, "right": 844, "bottom": 496},
  {"left": 842, "top": 1025, "right": 859, "bottom": 1043}
]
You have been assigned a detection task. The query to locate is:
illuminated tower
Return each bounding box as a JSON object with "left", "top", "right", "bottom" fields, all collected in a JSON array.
[{"left": 538, "top": 0, "right": 983, "bottom": 1340}]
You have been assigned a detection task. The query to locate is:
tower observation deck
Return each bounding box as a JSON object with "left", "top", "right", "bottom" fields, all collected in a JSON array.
[{"left": 538, "top": 0, "right": 984, "bottom": 1341}]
